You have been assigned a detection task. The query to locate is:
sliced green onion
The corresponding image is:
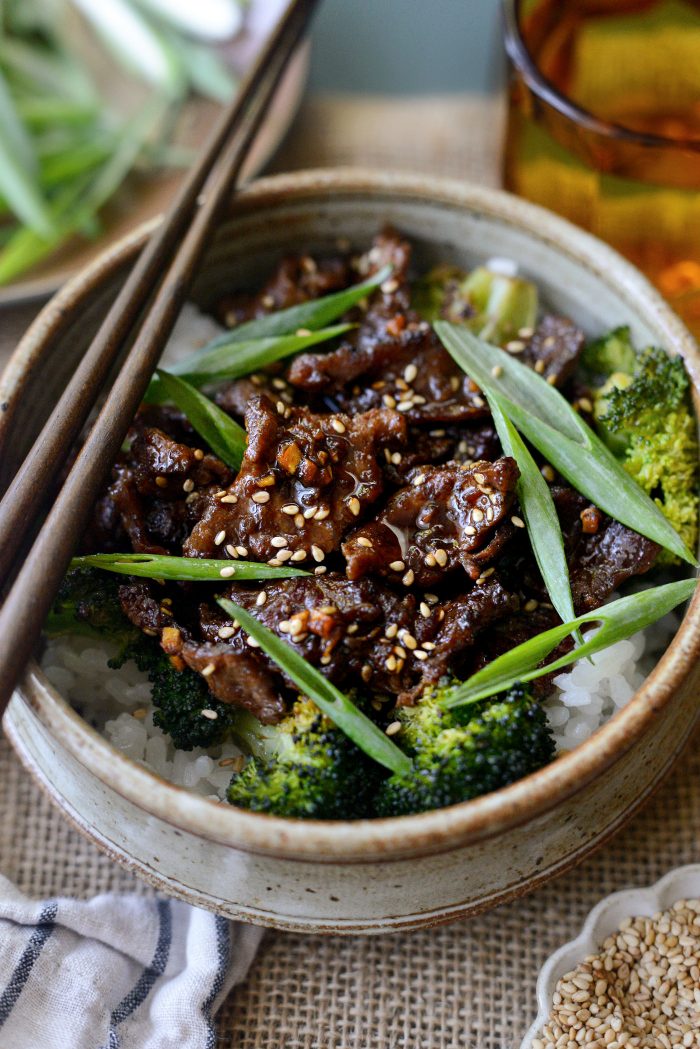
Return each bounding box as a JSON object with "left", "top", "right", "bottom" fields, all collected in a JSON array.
[
  {"left": 71, "top": 553, "right": 308, "bottom": 581},
  {"left": 155, "top": 369, "right": 246, "bottom": 468},
  {"left": 489, "top": 394, "right": 577, "bottom": 631},
  {"left": 434, "top": 322, "right": 696, "bottom": 565},
  {"left": 161, "top": 323, "right": 354, "bottom": 386},
  {"left": 440, "top": 578, "right": 696, "bottom": 709},
  {"left": 219, "top": 598, "right": 412, "bottom": 776}
]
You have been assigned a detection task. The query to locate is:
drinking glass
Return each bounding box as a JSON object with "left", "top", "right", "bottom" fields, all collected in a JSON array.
[{"left": 503, "top": 0, "right": 700, "bottom": 334}]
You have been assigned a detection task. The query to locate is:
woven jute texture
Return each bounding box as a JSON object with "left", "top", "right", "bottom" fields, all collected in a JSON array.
[{"left": 1, "top": 93, "right": 699, "bottom": 1048}]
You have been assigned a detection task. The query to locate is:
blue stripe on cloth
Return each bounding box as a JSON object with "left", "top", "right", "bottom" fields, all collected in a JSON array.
[
  {"left": 101, "top": 898, "right": 172, "bottom": 1049},
  {"left": 202, "top": 917, "right": 231, "bottom": 1049},
  {"left": 0, "top": 901, "right": 58, "bottom": 1029}
]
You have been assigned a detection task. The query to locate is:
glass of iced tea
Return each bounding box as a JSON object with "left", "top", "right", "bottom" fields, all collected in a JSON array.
[{"left": 503, "top": 0, "right": 700, "bottom": 334}]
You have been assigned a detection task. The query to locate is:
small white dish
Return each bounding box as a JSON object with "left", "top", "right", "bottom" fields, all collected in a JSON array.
[{"left": 521, "top": 864, "right": 700, "bottom": 1049}]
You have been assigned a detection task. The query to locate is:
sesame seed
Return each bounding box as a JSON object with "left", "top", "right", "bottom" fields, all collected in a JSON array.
[
  {"left": 155, "top": 476, "right": 167, "bottom": 488},
  {"left": 357, "top": 537, "right": 373, "bottom": 548},
  {"left": 361, "top": 664, "right": 373, "bottom": 682},
  {"left": 279, "top": 620, "right": 291, "bottom": 633},
  {"left": 331, "top": 418, "right": 346, "bottom": 434},
  {"left": 402, "top": 632, "right": 417, "bottom": 650},
  {"left": 491, "top": 365, "right": 503, "bottom": 379},
  {"left": 348, "top": 497, "right": 361, "bottom": 516},
  {"left": 425, "top": 593, "right": 439, "bottom": 604},
  {"left": 402, "top": 569, "right": 415, "bottom": 586},
  {"left": 132, "top": 708, "right": 147, "bottom": 719},
  {"left": 506, "top": 339, "right": 525, "bottom": 353},
  {"left": 201, "top": 709, "right": 218, "bottom": 719},
  {"left": 282, "top": 503, "right": 299, "bottom": 515},
  {"left": 385, "top": 720, "right": 402, "bottom": 736},
  {"left": 214, "top": 529, "right": 226, "bottom": 546},
  {"left": 219, "top": 566, "right": 236, "bottom": 578},
  {"left": 347, "top": 624, "right": 359, "bottom": 635},
  {"left": 391, "top": 451, "right": 403, "bottom": 465},
  {"left": 294, "top": 513, "right": 304, "bottom": 528},
  {"left": 311, "top": 545, "right": 325, "bottom": 562},
  {"left": 472, "top": 395, "right": 485, "bottom": 408},
  {"left": 267, "top": 558, "right": 282, "bottom": 567},
  {"left": 542, "top": 465, "right": 555, "bottom": 482},
  {"left": 193, "top": 449, "right": 204, "bottom": 460},
  {"left": 256, "top": 592, "right": 267, "bottom": 607},
  {"left": 271, "top": 536, "right": 287, "bottom": 548},
  {"left": 201, "top": 663, "right": 216, "bottom": 677},
  {"left": 396, "top": 400, "right": 413, "bottom": 412},
  {"left": 218, "top": 757, "right": 236, "bottom": 767},
  {"left": 246, "top": 636, "right": 260, "bottom": 648},
  {"left": 381, "top": 278, "right": 400, "bottom": 294},
  {"left": 578, "top": 396, "right": 593, "bottom": 413},
  {"left": 314, "top": 566, "right": 327, "bottom": 575},
  {"left": 252, "top": 491, "right": 270, "bottom": 504},
  {"left": 218, "top": 625, "right": 235, "bottom": 639},
  {"left": 291, "top": 550, "right": 307, "bottom": 561},
  {"left": 473, "top": 472, "right": 486, "bottom": 484},
  {"left": 472, "top": 508, "right": 484, "bottom": 523},
  {"left": 383, "top": 394, "right": 397, "bottom": 409},
  {"left": 524, "top": 598, "right": 539, "bottom": 612},
  {"left": 296, "top": 326, "right": 312, "bottom": 336},
  {"left": 385, "top": 655, "right": 397, "bottom": 671},
  {"left": 385, "top": 623, "right": 398, "bottom": 638},
  {"left": 404, "top": 363, "right": 418, "bottom": 383},
  {"left": 420, "top": 602, "right": 431, "bottom": 618},
  {"left": 414, "top": 650, "right": 428, "bottom": 661},
  {"left": 424, "top": 552, "right": 437, "bottom": 567},
  {"left": 183, "top": 478, "right": 195, "bottom": 493},
  {"left": 314, "top": 507, "right": 330, "bottom": 520},
  {"left": 422, "top": 641, "right": 436, "bottom": 651},
  {"left": 220, "top": 494, "right": 238, "bottom": 504},
  {"left": 303, "top": 506, "right": 317, "bottom": 519},
  {"left": 534, "top": 359, "right": 546, "bottom": 374},
  {"left": 389, "top": 560, "right": 405, "bottom": 572},
  {"left": 434, "top": 549, "right": 448, "bottom": 567},
  {"left": 412, "top": 473, "right": 425, "bottom": 486},
  {"left": 276, "top": 549, "right": 293, "bottom": 562},
  {"left": 511, "top": 515, "right": 525, "bottom": 528},
  {"left": 465, "top": 525, "right": 477, "bottom": 536}
]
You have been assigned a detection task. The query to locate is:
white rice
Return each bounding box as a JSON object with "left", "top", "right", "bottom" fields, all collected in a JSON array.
[{"left": 40, "top": 303, "right": 683, "bottom": 793}]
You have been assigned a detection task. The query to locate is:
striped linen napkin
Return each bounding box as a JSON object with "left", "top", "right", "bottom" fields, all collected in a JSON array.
[{"left": 0, "top": 875, "right": 263, "bottom": 1049}]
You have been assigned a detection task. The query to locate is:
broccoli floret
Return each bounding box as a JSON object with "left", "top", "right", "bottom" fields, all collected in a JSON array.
[
  {"left": 47, "top": 567, "right": 235, "bottom": 751},
  {"left": 587, "top": 338, "right": 699, "bottom": 562},
  {"left": 580, "top": 325, "right": 638, "bottom": 381},
  {"left": 113, "top": 635, "right": 237, "bottom": 751},
  {"left": 412, "top": 263, "right": 538, "bottom": 345},
  {"left": 374, "top": 684, "right": 555, "bottom": 818},
  {"left": 227, "top": 698, "right": 381, "bottom": 819},
  {"left": 47, "top": 567, "right": 137, "bottom": 643}
]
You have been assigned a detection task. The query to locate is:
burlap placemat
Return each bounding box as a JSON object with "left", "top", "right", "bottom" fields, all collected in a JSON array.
[{"left": 1, "top": 93, "right": 698, "bottom": 1048}]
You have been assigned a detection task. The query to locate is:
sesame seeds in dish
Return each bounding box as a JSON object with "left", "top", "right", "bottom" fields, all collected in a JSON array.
[{"left": 41, "top": 227, "right": 699, "bottom": 819}]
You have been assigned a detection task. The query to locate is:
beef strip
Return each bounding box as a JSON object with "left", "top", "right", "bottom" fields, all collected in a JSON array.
[
  {"left": 518, "top": 315, "right": 585, "bottom": 387},
  {"left": 184, "top": 395, "right": 406, "bottom": 564},
  {"left": 214, "top": 252, "right": 351, "bottom": 328},
  {"left": 343, "top": 458, "right": 520, "bottom": 588}
]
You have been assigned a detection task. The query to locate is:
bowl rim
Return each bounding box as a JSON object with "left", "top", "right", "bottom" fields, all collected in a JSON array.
[{"left": 3, "top": 167, "right": 700, "bottom": 861}]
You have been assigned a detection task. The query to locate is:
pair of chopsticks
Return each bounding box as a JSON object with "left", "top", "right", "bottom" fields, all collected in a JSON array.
[{"left": 0, "top": 0, "right": 320, "bottom": 714}]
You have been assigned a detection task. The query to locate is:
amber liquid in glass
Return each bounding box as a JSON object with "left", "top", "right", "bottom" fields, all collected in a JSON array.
[{"left": 504, "top": 0, "right": 700, "bottom": 332}]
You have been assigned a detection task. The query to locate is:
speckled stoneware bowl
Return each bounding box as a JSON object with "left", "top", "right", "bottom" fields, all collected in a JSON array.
[{"left": 1, "top": 170, "right": 699, "bottom": 934}]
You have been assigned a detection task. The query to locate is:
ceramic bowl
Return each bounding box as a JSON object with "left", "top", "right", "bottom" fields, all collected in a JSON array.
[
  {"left": 521, "top": 864, "right": 700, "bottom": 1048},
  {"left": 2, "top": 170, "right": 699, "bottom": 934}
]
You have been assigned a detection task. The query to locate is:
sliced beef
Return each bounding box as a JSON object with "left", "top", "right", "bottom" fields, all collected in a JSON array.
[
  {"left": 343, "top": 458, "right": 520, "bottom": 588},
  {"left": 184, "top": 396, "right": 406, "bottom": 564},
  {"left": 518, "top": 315, "right": 585, "bottom": 387},
  {"left": 214, "top": 252, "right": 351, "bottom": 328}
]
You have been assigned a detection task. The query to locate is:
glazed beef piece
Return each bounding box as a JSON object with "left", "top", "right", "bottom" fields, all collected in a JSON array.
[
  {"left": 178, "top": 573, "right": 520, "bottom": 714},
  {"left": 184, "top": 395, "right": 406, "bottom": 565},
  {"left": 85, "top": 428, "right": 232, "bottom": 555},
  {"left": 343, "top": 457, "right": 520, "bottom": 589},
  {"left": 517, "top": 315, "right": 585, "bottom": 387},
  {"left": 214, "top": 252, "right": 351, "bottom": 328}
]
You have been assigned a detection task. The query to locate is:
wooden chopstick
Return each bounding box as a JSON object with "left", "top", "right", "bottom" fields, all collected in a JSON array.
[
  {"left": 0, "top": 0, "right": 319, "bottom": 714},
  {"left": 0, "top": 0, "right": 316, "bottom": 587}
]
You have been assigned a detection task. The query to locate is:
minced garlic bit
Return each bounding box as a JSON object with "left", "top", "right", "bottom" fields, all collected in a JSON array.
[{"left": 536, "top": 898, "right": 700, "bottom": 1049}]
